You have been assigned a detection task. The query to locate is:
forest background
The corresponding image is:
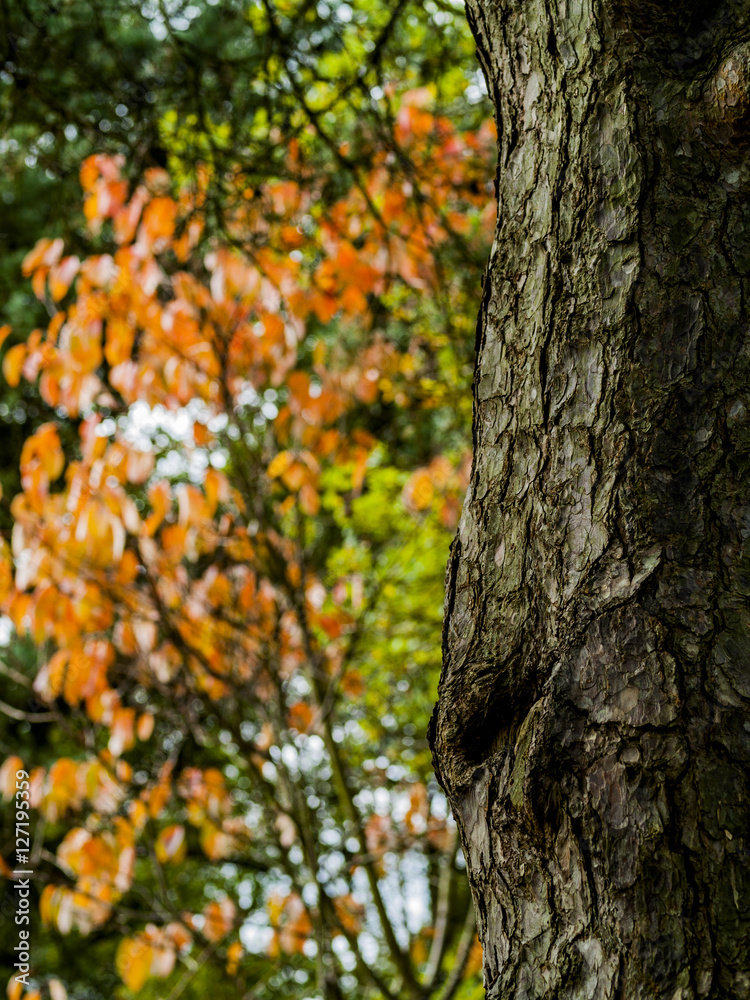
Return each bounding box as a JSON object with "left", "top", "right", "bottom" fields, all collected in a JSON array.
[{"left": 0, "top": 2, "right": 495, "bottom": 999}]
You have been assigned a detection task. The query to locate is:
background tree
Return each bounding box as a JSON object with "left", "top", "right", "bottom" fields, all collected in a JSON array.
[
  {"left": 0, "top": 0, "right": 485, "bottom": 499},
  {"left": 0, "top": 2, "right": 497, "bottom": 999},
  {"left": 431, "top": 0, "right": 750, "bottom": 997}
]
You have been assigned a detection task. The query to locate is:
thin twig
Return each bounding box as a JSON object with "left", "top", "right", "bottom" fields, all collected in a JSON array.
[
  {"left": 0, "top": 696, "right": 56, "bottom": 723},
  {"left": 436, "top": 904, "right": 477, "bottom": 1000}
]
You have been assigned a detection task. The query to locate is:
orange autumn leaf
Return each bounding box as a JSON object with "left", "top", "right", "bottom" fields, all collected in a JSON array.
[
  {"left": 145, "top": 768, "right": 173, "bottom": 819},
  {"left": 79, "top": 153, "right": 121, "bottom": 192},
  {"left": 270, "top": 893, "right": 313, "bottom": 955},
  {"left": 203, "top": 898, "right": 236, "bottom": 942},
  {"left": 20, "top": 422, "right": 65, "bottom": 482},
  {"left": 7, "top": 978, "right": 23, "bottom": 1000},
  {"left": 280, "top": 225, "right": 305, "bottom": 248},
  {"left": 199, "top": 821, "right": 235, "bottom": 861},
  {"left": 0, "top": 757, "right": 24, "bottom": 799},
  {"left": 299, "top": 482, "right": 320, "bottom": 514},
  {"left": 333, "top": 894, "right": 365, "bottom": 935},
  {"left": 287, "top": 701, "right": 314, "bottom": 733},
  {"left": 41, "top": 759, "right": 81, "bottom": 820},
  {"left": 140, "top": 196, "right": 177, "bottom": 246},
  {"left": 48, "top": 256, "right": 81, "bottom": 301},
  {"left": 280, "top": 460, "right": 310, "bottom": 492},
  {"left": 22, "top": 236, "right": 64, "bottom": 276},
  {"left": 262, "top": 312, "right": 284, "bottom": 340},
  {"left": 340, "top": 669, "right": 365, "bottom": 698},
  {"left": 3, "top": 343, "right": 27, "bottom": 387},
  {"left": 136, "top": 713, "right": 155, "bottom": 741},
  {"left": 404, "top": 469, "right": 434, "bottom": 511},
  {"left": 226, "top": 940, "right": 243, "bottom": 975},
  {"left": 155, "top": 824, "right": 187, "bottom": 864},
  {"left": 143, "top": 481, "right": 172, "bottom": 536},
  {"left": 465, "top": 935, "right": 484, "bottom": 978},
  {"left": 405, "top": 782, "right": 429, "bottom": 833}
]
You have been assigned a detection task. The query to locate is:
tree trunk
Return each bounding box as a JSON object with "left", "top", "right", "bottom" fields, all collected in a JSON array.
[{"left": 430, "top": 1, "right": 750, "bottom": 997}]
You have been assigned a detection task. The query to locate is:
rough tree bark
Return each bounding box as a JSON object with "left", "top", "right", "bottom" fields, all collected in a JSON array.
[{"left": 430, "top": 0, "right": 750, "bottom": 997}]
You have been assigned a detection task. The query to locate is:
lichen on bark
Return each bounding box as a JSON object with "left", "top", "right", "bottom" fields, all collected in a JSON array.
[{"left": 430, "top": 0, "right": 750, "bottom": 996}]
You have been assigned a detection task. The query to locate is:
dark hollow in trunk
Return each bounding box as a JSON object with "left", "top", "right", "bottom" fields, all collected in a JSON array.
[{"left": 430, "top": 0, "right": 750, "bottom": 996}]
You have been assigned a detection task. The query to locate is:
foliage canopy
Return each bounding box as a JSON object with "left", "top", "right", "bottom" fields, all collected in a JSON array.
[{"left": 0, "top": 2, "right": 494, "bottom": 999}]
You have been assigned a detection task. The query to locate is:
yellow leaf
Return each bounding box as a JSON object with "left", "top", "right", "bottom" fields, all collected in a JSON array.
[
  {"left": 2, "top": 343, "right": 26, "bottom": 387},
  {"left": 226, "top": 940, "right": 243, "bottom": 975},
  {"left": 267, "top": 450, "right": 293, "bottom": 479},
  {"left": 116, "top": 936, "right": 153, "bottom": 993},
  {"left": 39, "top": 884, "right": 59, "bottom": 926}
]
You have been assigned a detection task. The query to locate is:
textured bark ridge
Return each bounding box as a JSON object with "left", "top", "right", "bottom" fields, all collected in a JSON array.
[{"left": 430, "top": 0, "right": 750, "bottom": 997}]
